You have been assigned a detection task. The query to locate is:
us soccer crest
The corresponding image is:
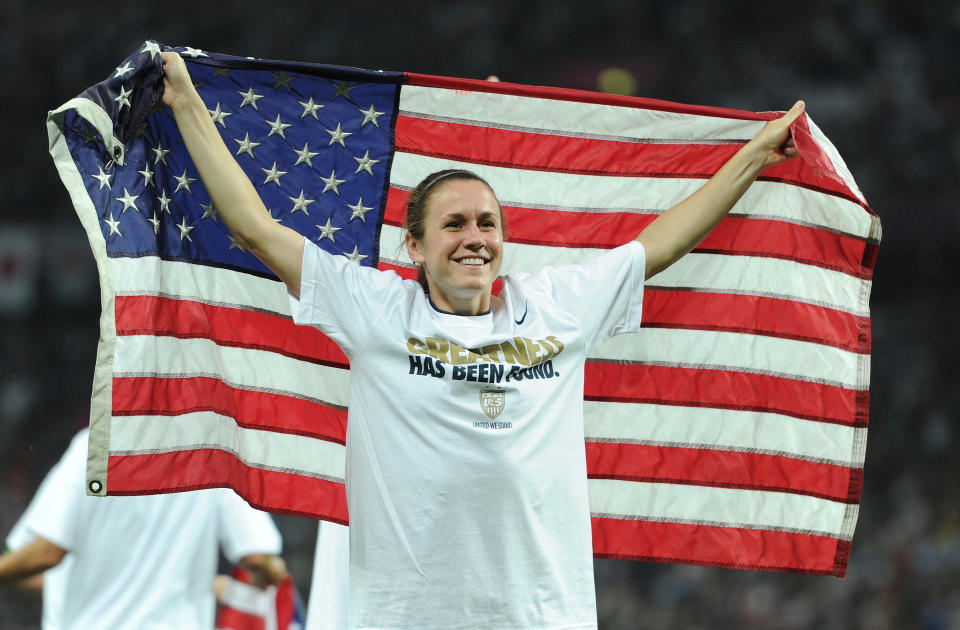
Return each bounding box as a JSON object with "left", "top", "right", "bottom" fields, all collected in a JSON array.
[{"left": 479, "top": 389, "right": 506, "bottom": 419}]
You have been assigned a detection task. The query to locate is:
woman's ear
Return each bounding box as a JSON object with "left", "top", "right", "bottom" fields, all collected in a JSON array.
[{"left": 405, "top": 232, "right": 424, "bottom": 264}]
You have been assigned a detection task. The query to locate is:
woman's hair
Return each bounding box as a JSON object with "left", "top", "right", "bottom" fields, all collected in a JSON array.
[{"left": 403, "top": 169, "right": 507, "bottom": 290}]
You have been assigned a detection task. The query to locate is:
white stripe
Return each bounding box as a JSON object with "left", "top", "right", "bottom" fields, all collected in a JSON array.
[
  {"left": 110, "top": 413, "right": 346, "bottom": 481},
  {"left": 114, "top": 336, "right": 351, "bottom": 407},
  {"left": 400, "top": 84, "right": 767, "bottom": 142},
  {"left": 109, "top": 256, "right": 292, "bottom": 315},
  {"left": 378, "top": 223, "right": 868, "bottom": 316},
  {"left": 390, "top": 140, "right": 873, "bottom": 240},
  {"left": 584, "top": 401, "right": 866, "bottom": 466},
  {"left": 593, "top": 328, "right": 866, "bottom": 390},
  {"left": 587, "top": 478, "right": 851, "bottom": 538}
]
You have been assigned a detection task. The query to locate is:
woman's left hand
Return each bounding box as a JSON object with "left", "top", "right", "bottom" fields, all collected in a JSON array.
[{"left": 745, "top": 100, "right": 806, "bottom": 170}]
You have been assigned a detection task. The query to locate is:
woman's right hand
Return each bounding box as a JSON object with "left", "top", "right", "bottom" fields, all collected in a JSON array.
[{"left": 160, "top": 51, "right": 197, "bottom": 111}]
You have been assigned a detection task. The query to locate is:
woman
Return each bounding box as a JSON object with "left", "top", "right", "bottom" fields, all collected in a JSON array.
[{"left": 161, "top": 51, "right": 804, "bottom": 630}]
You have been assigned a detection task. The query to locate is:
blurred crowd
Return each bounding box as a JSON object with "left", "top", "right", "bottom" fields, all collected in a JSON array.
[{"left": 1, "top": 0, "right": 957, "bottom": 627}]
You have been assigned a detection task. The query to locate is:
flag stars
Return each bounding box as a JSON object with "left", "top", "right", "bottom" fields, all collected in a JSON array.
[
  {"left": 293, "top": 143, "right": 320, "bottom": 167},
  {"left": 208, "top": 102, "right": 232, "bottom": 127},
  {"left": 326, "top": 122, "right": 352, "bottom": 148},
  {"left": 137, "top": 163, "right": 154, "bottom": 187},
  {"left": 238, "top": 86, "right": 265, "bottom": 110},
  {"left": 114, "top": 85, "right": 133, "bottom": 111},
  {"left": 299, "top": 97, "right": 325, "bottom": 119},
  {"left": 359, "top": 104, "right": 386, "bottom": 127},
  {"left": 92, "top": 165, "right": 112, "bottom": 190},
  {"left": 331, "top": 81, "right": 356, "bottom": 100},
  {"left": 141, "top": 41, "right": 162, "bottom": 59},
  {"left": 152, "top": 142, "right": 170, "bottom": 165},
  {"left": 234, "top": 133, "right": 261, "bottom": 158},
  {"left": 147, "top": 212, "right": 161, "bottom": 234},
  {"left": 290, "top": 190, "right": 316, "bottom": 215},
  {"left": 262, "top": 162, "right": 288, "bottom": 186},
  {"left": 272, "top": 72, "right": 295, "bottom": 91},
  {"left": 316, "top": 218, "right": 341, "bottom": 242},
  {"left": 319, "top": 170, "right": 345, "bottom": 194},
  {"left": 213, "top": 68, "right": 232, "bottom": 79},
  {"left": 114, "top": 61, "right": 135, "bottom": 78},
  {"left": 176, "top": 217, "right": 195, "bottom": 242},
  {"left": 353, "top": 150, "right": 379, "bottom": 175},
  {"left": 157, "top": 189, "right": 172, "bottom": 214},
  {"left": 347, "top": 198, "right": 373, "bottom": 223},
  {"left": 115, "top": 188, "right": 140, "bottom": 213},
  {"left": 104, "top": 212, "right": 122, "bottom": 237},
  {"left": 227, "top": 234, "right": 247, "bottom": 251},
  {"left": 267, "top": 114, "right": 293, "bottom": 138},
  {"left": 173, "top": 169, "right": 198, "bottom": 193},
  {"left": 181, "top": 47, "right": 208, "bottom": 58},
  {"left": 344, "top": 245, "right": 367, "bottom": 264},
  {"left": 201, "top": 202, "right": 219, "bottom": 222}
]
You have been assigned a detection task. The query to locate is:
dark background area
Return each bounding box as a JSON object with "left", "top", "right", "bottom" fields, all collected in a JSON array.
[{"left": 1, "top": 1, "right": 957, "bottom": 628}]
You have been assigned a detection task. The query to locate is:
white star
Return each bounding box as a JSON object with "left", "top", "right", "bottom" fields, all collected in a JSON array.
[
  {"left": 200, "top": 202, "right": 219, "bottom": 221},
  {"left": 358, "top": 103, "right": 386, "bottom": 127},
  {"left": 293, "top": 143, "right": 320, "bottom": 167},
  {"left": 299, "top": 97, "right": 325, "bottom": 119},
  {"left": 114, "top": 62, "right": 135, "bottom": 78},
  {"left": 173, "top": 169, "right": 198, "bottom": 193},
  {"left": 227, "top": 234, "right": 247, "bottom": 251},
  {"left": 316, "top": 218, "right": 341, "bottom": 242},
  {"left": 319, "top": 170, "right": 345, "bottom": 194},
  {"left": 347, "top": 198, "right": 373, "bottom": 223},
  {"left": 325, "top": 122, "right": 352, "bottom": 147},
  {"left": 208, "top": 102, "right": 232, "bottom": 127},
  {"left": 234, "top": 133, "right": 261, "bottom": 158},
  {"left": 176, "top": 217, "right": 195, "bottom": 242},
  {"left": 353, "top": 150, "right": 379, "bottom": 175},
  {"left": 92, "top": 165, "right": 112, "bottom": 190},
  {"left": 181, "top": 47, "right": 208, "bottom": 58},
  {"left": 147, "top": 212, "right": 161, "bottom": 234},
  {"left": 141, "top": 41, "right": 162, "bottom": 59},
  {"left": 266, "top": 114, "right": 292, "bottom": 138},
  {"left": 104, "top": 212, "right": 122, "bottom": 237},
  {"left": 343, "top": 245, "right": 368, "bottom": 264},
  {"left": 290, "top": 190, "right": 316, "bottom": 215},
  {"left": 266, "top": 209, "right": 283, "bottom": 223},
  {"left": 114, "top": 85, "right": 133, "bottom": 111},
  {"left": 238, "top": 86, "right": 265, "bottom": 110},
  {"left": 157, "top": 189, "right": 172, "bottom": 214},
  {"left": 331, "top": 81, "right": 356, "bottom": 100},
  {"left": 152, "top": 142, "right": 170, "bottom": 165},
  {"left": 115, "top": 188, "right": 140, "bottom": 213},
  {"left": 137, "top": 163, "right": 154, "bottom": 187},
  {"left": 272, "top": 72, "right": 295, "bottom": 91},
  {"left": 262, "top": 162, "right": 287, "bottom": 186}
]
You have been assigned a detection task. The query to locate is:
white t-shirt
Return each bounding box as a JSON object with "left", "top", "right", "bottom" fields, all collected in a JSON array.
[
  {"left": 305, "top": 521, "right": 351, "bottom": 630},
  {"left": 5, "top": 429, "right": 283, "bottom": 630},
  {"left": 291, "top": 239, "right": 646, "bottom": 630}
]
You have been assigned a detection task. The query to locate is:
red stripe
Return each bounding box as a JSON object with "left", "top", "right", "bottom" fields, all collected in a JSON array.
[
  {"left": 585, "top": 441, "right": 860, "bottom": 503},
  {"left": 591, "top": 516, "right": 845, "bottom": 576},
  {"left": 383, "top": 188, "right": 871, "bottom": 277},
  {"left": 642, "top": 289, "right": 868, "bottom": 353},
  {"left": 585, "top": 362, "right": 864, "bottom": 427},
  {"left": 115, "top": 295, "right": 349, "bottom": 368},
  {"left": 113, "top": 376, "right": 347, "bottom": 444},
  {"left": 108, "top": 449, "right": 349, "bottom": 522}
]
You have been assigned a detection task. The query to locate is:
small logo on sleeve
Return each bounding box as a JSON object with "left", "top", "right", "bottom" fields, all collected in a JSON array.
[{"left": 514, "top": 302, "right": 528, "bottom": 326}]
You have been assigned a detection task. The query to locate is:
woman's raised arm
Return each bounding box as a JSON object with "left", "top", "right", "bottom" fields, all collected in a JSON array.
[
  {"left": 635, "top": 100, "right": 806, "bottom": 279},
  {"left": 161, "top": 52, "right": 305, "bottom": 296}
]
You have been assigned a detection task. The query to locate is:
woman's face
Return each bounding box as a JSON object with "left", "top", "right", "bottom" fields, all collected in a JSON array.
[{"left": 405, "top": 179, "right": 504, "bottom": 315}]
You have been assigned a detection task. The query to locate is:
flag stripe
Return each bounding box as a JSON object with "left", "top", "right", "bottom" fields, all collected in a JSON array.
[
  {"left": 591, "top": 517, "right": 846, "bottom": 576},
  {"left": 108, "top": 449, "right": 349, "bottom": 521},
  {"left": 382, "top": 189, "right": 873, "bottom": 277},
  {"left": 585, "top": 441, "right": 859, "bottom": 503},
  {"left": 583, "top": 402, "right": 866, "bottom": 466},
  {"left": 587, "top": 478, "right": 854, "bottom": 537},
  {"left": 113, "top": 376, "right": 347, "bottom": 443},
  {"left": 585, "top": 363, "right": 864, "bottom": 426}
]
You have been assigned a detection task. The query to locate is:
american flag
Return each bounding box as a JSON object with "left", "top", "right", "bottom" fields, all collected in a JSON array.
[
  {"left": 47, "top": 41, "right": 879, "bottom": 576},
  {"left": 216, "top": 567, "right": 305, "bottom": 630}
]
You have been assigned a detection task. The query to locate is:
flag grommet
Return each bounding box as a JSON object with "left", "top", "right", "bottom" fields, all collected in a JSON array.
[{"left": 88, "top": 480, "right": 103, "bottom": 494}]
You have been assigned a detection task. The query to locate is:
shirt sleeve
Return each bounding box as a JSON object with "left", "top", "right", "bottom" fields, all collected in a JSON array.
[
  {"left": 520, "top": 240, "right": 646, "bottom": 353},
  {"left": 11, "top": 431, "right": 90, "bottom": 552},
  {"left": 216, "top": 490, "right": 283, "bottom": 564},
  {"left": 288, "top": 237, "right": 409, "bottom": 357}
]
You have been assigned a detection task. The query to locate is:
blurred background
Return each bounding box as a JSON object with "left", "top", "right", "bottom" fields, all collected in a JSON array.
[{"left": 1, "top": 0, "right": 956, "bottom": 628}]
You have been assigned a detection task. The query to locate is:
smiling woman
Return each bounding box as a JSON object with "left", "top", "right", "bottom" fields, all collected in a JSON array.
[{"left": 159, "top": 48, "right": 804, "bottom": 630}]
